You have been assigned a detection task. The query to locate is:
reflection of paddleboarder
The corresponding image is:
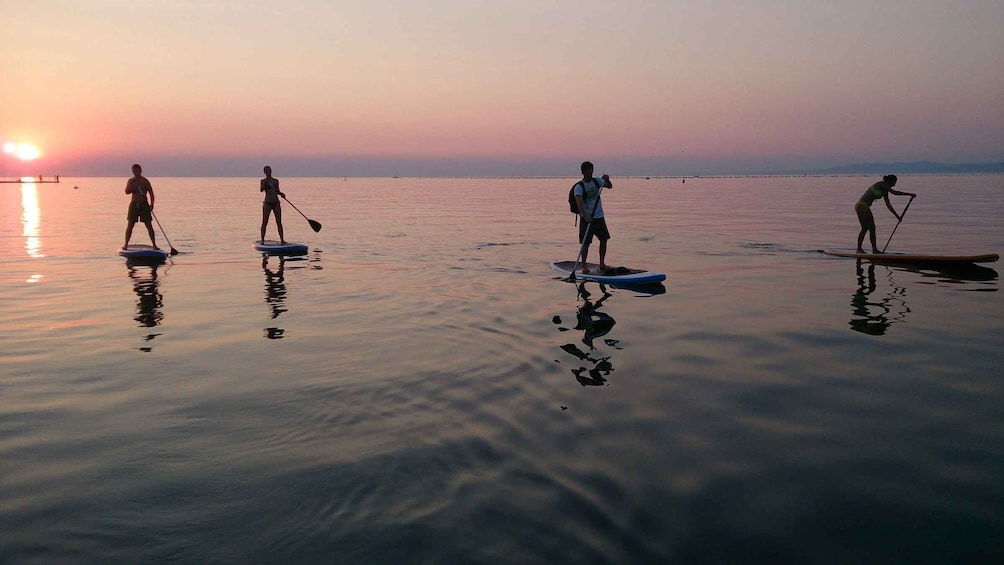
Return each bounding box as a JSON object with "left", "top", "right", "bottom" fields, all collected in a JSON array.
[
  {"left": 849, "top": 259, "right": 909, "bottom": 336},
  {"left": 574, "top": 284, "right": 616, "bottom": 349},
  {"left": 263, "top": 256, "right": 288, "bottom": 320},
  {"left": 554, "top": 284, "right": 619, "bottom": 386},
  {"left": 128, "top": 264, "right": 163, "bottom": 329}
]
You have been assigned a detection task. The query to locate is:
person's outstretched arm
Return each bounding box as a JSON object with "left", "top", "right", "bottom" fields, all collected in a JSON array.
[{"left": 882, "top": 194, "right": 901, "bottom": 220}]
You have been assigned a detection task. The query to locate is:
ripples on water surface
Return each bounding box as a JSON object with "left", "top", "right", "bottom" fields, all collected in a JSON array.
[{"left": 1, "top": 175, "right": 1002, "bottom": 564}]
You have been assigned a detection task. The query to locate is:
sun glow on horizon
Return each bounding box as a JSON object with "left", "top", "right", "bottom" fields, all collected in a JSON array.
[{"left": 4, "top": 141, "right": 42, "bottom": 161}]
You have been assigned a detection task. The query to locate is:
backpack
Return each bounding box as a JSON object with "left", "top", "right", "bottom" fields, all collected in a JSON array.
[
  {"left": 568, "top": 181, "right": 584, "bottom": 214},
  {"left": 568, "top": 179, "right": 602, "bottom": 214}
]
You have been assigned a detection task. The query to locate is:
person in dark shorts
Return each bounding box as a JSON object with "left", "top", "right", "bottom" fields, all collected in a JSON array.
[
  {"left": 260, "top": 165, "right": 287, "bottom": 244},
  {"left": 123, "top": 163, "right": 158, "bottom": 250},
  {"left": 855, "top": 174, "right": 916, "bottom": 253},
  {"left": 572, "top": 161, "right": 613, "bottom": 273}
]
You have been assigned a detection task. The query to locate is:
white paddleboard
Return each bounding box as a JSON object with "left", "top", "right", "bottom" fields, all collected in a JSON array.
[
  {"left": 254, "top": 240, "right": 308, "bottom": 256},
  {"left": 550, "top": 261, "right": 666, "bottom": 284}
]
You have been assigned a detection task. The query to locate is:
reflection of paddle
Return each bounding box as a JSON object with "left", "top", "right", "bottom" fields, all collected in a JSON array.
[
  {"left": 881, "top": 195, "right": 915, "bottom": 253},
  {"left": 566, "top": 184, "right": 604, "bottom": 282},
  {"left": 151, "top": 210, "right": 179, "bottom": 255},
  {"left": 282, "top": 195, "right": 322, "bottom": 232}
]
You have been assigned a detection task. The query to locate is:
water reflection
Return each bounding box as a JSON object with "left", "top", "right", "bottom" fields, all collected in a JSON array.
[
  {"left": 896, "top": 262, "right": 998, "bottom": 288},
  {"left": 21, "top": 183, "right": 44, "bottom": 268},
  {"left": 849, "top": 260, "right": 909, "bottom": 336},
  {"left": 263, "top": 256, "right": 287, "bottom": 339},
  {"left": 554, "top": 283, "right": 621, "bottom": 386},
  {"left": 848, "top": 259, "right": 998, "bottom": 335},
  {"left": 127, "top": 263, "right": 164, "bottom": 350}
]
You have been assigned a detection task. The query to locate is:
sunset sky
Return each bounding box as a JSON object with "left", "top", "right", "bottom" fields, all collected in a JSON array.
[{"left": 2, "top": 0, "right": 1002, "bottom": 176}]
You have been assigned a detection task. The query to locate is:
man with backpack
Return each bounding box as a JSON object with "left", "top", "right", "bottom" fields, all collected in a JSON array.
[{"left": 570, "top": 161, "right": 613, "bottom": 274}]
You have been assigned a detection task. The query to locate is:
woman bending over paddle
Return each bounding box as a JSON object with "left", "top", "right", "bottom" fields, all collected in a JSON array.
[
  {"left": 261, "top": 165, "right": 286, "bottom": 244},
  {"left": 855, "top": 175, "right": 915, "bottom": 253}
]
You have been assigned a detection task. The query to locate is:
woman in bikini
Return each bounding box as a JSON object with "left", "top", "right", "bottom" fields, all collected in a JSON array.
[
  {"left": 855, "top": 174, "right": 916, "bottom": 253},
  {"left": 260, "top": 165, "right": 286, "bottom": 244}
]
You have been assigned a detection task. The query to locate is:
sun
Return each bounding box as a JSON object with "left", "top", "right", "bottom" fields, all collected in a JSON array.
[{"left": 3, "top": 141, "right": 41, "bottom": 160}]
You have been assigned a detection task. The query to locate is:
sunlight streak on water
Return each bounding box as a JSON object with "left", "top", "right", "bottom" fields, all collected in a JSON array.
[{"left": 20, "top": 182, "right": 44, "bottom": 260}]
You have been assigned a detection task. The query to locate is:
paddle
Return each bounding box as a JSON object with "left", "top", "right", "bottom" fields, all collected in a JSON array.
[
  {"left": 565, "top": 183, "right": 605, "bottom": 282},
  {"left": 151, "top": 210, "right": 179, "bottom": 255},
  {"left": 881, "top": 195, "right": 915, "bottom": 253},
  {"left": 282, "top": 194, "right": 322, "bottom": 232}
]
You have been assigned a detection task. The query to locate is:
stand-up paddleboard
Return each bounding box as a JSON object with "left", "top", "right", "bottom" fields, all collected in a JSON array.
[
  {"left": 119, "top": 244, "right": 169, "bottom": 261},
  {"left": 822, "top": 249, "right": 998, "bottom": 264},
  {"left": 550, "top": 261, "right": 666, "bottom": 284},
  {"left": 254, "top": 240, "right": 308, "bottom": 256}
]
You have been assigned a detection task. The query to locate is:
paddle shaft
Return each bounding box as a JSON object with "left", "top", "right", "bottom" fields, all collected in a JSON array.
[
  {"left": 150, "top": 210, "right": 179, "bottom": 255},
  {"left": 281, "top": 195, "right": 322, "bottom": 232},
  {"left": 567, "top": 183, "right": 605, "bottom": 281},
  {"left": 136, "top": 185, "right": 178, "bottom": 255},
  {"left": 881, "top": 196, "right": 915, "bottom": 253}
]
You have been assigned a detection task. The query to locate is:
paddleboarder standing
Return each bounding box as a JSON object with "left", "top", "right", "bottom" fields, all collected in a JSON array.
[
  {"left": 855, "top": 174, "right": 916, "bottom": 253},
  {"left": 573, "top": 161, "right": 613, "bottom": 273},
  {"left": 123, "top": 163, "right": 159, "bottom": 250},
  {"left": 261, "top": 165, "right": 286, "bottom": 244}
]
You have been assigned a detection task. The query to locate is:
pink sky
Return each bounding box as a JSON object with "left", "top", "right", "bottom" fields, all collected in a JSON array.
[{"left": 2, "top": 1, "right": 1002, "bottom": 176}]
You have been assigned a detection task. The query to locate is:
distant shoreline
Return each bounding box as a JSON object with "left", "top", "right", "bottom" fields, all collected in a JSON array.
[
  {"left": 9, "top": 161, "right": 1002, "bottom": 179},
  {"left": 17, "top": 172, "right": 1003, "bottom": 181}
]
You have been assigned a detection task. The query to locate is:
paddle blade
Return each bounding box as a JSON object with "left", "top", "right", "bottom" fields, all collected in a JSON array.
[
  {"left": 169, "top": 247, "right": 179, "bottom": 256},
  {"left": 309, "top": 219, "right": 322, "bottom": 232}
]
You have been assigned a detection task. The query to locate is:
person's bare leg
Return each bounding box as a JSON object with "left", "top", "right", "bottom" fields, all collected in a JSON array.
[
  {"left": 125, "top": 221, "right": 136, "bottom": 249},
  {"left": 261, "top": 205, "right": 270, "bottom": 241},
  {"left": 581, "top": 244, "right": 591, "bottom": 273},
  {"left": 598, "top": 239, "right": 608, "bottom": 270},
  {"left": 856, "top": 206, "right": 875, "bottom": 253},
  {"left": 276, "top": 207, "right": 285, "bottom": 244},
  {"left": 145, "top": 221, "right": 159, "bottom": 249}
]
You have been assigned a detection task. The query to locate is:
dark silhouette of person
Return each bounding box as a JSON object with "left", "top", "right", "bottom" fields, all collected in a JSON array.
[
  {"left": 572, "top": 161, "right": 614, "bottom": 273},
  {"left": 855, "top": 174, "right": 916, "bottom": 253},
  {"left": 123, "top": 164, "right": 159, "bottom": 250},
  {"left": 260, "top": 165, "right": 287, "bottom": 244}
]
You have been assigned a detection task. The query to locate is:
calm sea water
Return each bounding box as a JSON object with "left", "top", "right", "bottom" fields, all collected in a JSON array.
[{"left": 1, "top": 175, "right": 1002, "bottom": 564}]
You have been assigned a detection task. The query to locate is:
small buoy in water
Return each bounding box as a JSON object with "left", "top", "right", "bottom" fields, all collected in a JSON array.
[{"left": 74, "top": 186, "right": 79, "bottom": 189}]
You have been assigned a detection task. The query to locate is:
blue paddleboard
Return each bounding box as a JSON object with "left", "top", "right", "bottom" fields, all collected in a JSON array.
[
  {"left": 119, "top": 244, "right": 168, "bottom": 261},
  {"left": 254, "top": 240, "right": 308, "bottom": 256}
]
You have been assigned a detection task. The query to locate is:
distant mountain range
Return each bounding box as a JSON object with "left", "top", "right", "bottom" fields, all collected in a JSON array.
[{"left": 806, "top": 161, "right": 1004, "bottom": 175}]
